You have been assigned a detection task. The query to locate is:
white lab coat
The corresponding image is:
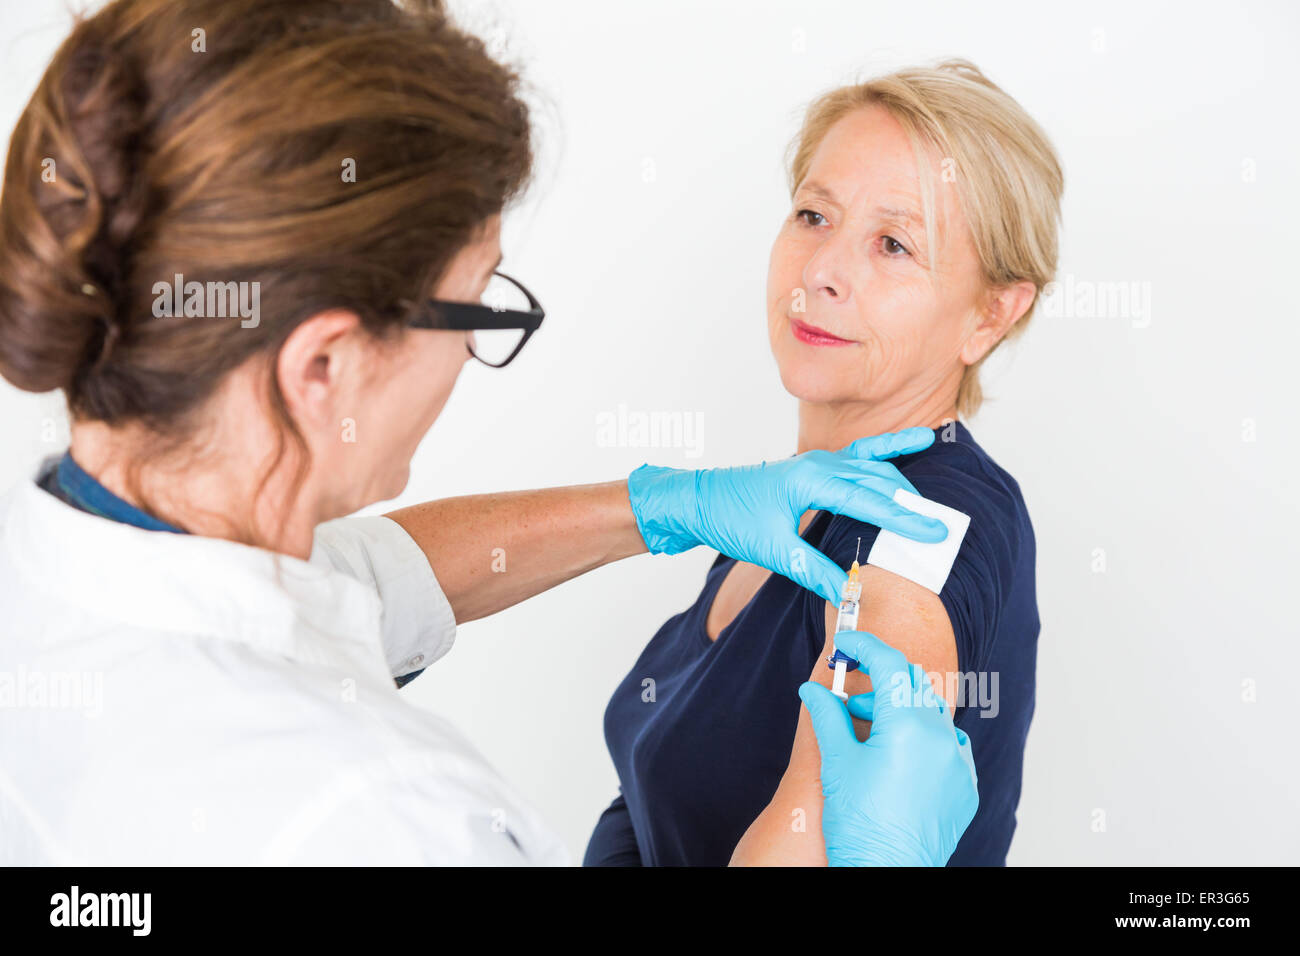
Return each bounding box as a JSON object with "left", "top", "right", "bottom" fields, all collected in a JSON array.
[{"left": 0, "top": 464, "right": 568, "bottom": 865}]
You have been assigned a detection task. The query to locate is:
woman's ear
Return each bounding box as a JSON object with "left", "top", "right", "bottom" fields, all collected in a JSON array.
[
  {"left": 960, "top": 280, "right": 1038, "bottom": 366},
  {"left": 275, "top": 310, "right": 365, "bottom": 430}
]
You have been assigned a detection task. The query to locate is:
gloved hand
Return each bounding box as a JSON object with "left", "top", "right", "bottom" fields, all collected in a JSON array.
[
  {"left": 626, "top": 428, "right": 948, "bottom": 605},
  {"left": 798, "top": 631, "right": 979, "bottom": 867}
]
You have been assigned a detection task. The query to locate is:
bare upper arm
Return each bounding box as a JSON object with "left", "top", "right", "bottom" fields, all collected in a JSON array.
[
  {"left": 815, "top": 565, "right": 959, "bottom": 735},
  {"left": 731, "top": 563, "right": 962, "bottom": 865},
  {"left": 781, "top": 566, "right": 958, "bottom": 796}
]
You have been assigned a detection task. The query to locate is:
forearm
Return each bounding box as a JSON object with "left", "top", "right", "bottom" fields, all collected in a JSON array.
[{"left": 386, "top": 480, "right": 646, "bottom": 623}]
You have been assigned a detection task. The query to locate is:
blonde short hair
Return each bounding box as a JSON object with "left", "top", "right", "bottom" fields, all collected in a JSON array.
[{"left": 788, "top": 59, "right": 1064, "bottom": 417}]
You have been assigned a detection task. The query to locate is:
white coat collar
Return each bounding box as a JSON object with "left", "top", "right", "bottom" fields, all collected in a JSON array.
[{"left": 2, "top": 466, "right": 392, "bottom": 683}]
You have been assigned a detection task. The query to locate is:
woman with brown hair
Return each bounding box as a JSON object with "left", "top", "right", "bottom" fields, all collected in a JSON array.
[{"left": 0, "top": 0, "right": 973, "bottom": 864}]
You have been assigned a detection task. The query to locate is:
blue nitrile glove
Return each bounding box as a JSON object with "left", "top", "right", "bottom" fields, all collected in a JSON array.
[
  {"left": 626, "top": 428, "right": 948, "bottom": 605},
  {"left": 798, "top": 631, "right": 979, "bottom": 867}
]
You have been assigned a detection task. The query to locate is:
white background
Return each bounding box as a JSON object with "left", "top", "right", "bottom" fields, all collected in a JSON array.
[{"left": 2, "top": 0, "right": 1297, "bottom": 864}]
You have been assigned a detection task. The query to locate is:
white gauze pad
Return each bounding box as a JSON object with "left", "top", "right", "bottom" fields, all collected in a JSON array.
[{"left": 866, "top": 488, "right": 971, "bottom": 594}]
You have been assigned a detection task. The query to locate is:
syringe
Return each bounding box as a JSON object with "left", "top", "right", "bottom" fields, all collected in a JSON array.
[{"left": 827, "top": 538, "right": 863, "bottom": 701}]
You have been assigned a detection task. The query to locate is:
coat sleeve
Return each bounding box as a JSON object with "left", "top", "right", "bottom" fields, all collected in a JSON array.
[{"left": 311, "top": 515, "right": 457, "bottom": 681}]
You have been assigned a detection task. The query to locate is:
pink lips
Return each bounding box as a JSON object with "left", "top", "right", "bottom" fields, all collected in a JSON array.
[{"left": 790, "top": 317, "right": 854, "bottom": 347}]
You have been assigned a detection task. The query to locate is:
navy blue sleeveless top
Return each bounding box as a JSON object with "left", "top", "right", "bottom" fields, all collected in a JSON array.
[{"left": 585, "top": 421, "right": 1039, "bottom": 866}]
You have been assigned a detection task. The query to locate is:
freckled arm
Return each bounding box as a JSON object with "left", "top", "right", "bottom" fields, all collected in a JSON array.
[{"left": 386, "top": 482, "right": 646, "bottom": 624}]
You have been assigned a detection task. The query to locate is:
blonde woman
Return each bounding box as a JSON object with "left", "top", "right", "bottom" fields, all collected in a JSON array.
[{"left": 588, "top": 60, "right": 1063, "bottom": 867}]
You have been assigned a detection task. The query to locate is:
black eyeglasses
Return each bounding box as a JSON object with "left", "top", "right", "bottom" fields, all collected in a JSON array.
[{"left": 409, "top": 271, "right": 544, "bottom": 368}]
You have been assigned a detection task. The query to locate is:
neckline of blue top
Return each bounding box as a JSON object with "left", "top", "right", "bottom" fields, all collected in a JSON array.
[
  {"left": 46, "top": 451, "right": 187, "bottom": 534},
  {"left": 694, "top": 510, "right": 835, "bottom": 650}
]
